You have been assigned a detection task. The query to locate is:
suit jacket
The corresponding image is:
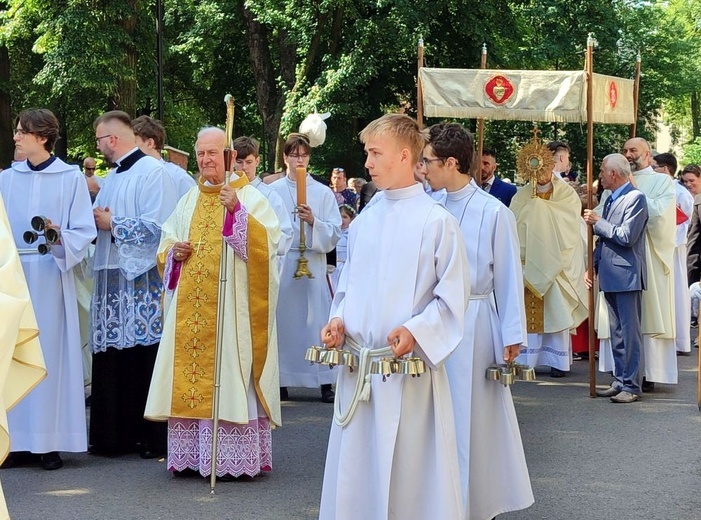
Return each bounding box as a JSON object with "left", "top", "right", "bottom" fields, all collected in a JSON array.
[
  {"left": 488, "top": 176, "right": 517, "bottom": 207},
  {"left": 358, "top": 181, "right": 378, "bottom": 212},
  {"left": 687, "top": 193, "right": 701, "bottom": 283},
  {"left": 593, "top": 182, "right": 648, "bottom": 292}
]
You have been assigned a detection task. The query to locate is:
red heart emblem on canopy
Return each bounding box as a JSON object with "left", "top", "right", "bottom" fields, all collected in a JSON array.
[
  {"left": 485, "top": 75, "right": 514, "bottom": 105},
  {"left": 608, "top": 81, "right": 618, "bottom": 109}
]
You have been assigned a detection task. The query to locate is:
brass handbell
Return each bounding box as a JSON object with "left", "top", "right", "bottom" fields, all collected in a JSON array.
[
  {"left": 499, "top": 367, "right": 515, "bottom": 386},
  {"left": 320, "top": 348, "right": 344, "bottom": 368},
  {"left": 513, "top": 363, "right": 536, "bottom": 382},
  {"left": 370, "top": 357, "right": 397, "bottom": 379},
  {"left": 305, "top": 346, "right": 324, "bottom": 364},
  {"left": 397, "top": 357, "right": 426, "bottom": 377},
  {"left": 485, "top": 365, "right": 501, "bottom": 381}
]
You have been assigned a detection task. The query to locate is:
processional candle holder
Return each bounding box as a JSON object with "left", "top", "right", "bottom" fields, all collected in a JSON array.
[
  {"left": 294, "top": 166, "right": 314, "bottom": 279},
  {"left": 23, "top": 215, "right": 60, "bottom": 255},
  {"left": 485, "top": 362, "right": 536, "bottom": 387}
]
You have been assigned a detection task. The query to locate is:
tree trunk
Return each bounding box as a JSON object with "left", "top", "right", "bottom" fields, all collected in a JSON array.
[
  {"left": 108, "top": 0, "right": 138, "bottom": 116},
  {"left": 241, "top": 3, "right": 286, "bottom": 172},
  {"left": 692, "top": 91, "right": 700, "bottom": 141},
  {"left": 0, "top": 45, "right": 13, "bottom": 167}
]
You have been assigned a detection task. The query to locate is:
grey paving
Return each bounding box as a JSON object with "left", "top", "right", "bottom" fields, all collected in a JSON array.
[{"left": 3, "top": 351, "right": 700, "bottom": 520}]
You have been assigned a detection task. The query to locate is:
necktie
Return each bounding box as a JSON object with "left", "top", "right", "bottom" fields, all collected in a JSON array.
[
  {"left": 481, "top": 182, "right": 490, "bottom": 192},
  {"left": 603, "top": 196, "right": 613, "bottom": 218}
]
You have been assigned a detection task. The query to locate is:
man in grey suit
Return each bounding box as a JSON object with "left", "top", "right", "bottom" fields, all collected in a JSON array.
[{"left": 583, "top": 154, "right": 649, "bottom": 403}]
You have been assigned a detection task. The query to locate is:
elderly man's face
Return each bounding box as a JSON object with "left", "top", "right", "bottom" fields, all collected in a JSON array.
[
  {"left": 196, "top": 133, "right": 226, "bottom": 184},
  {"left": 622, "top": 139, "right": 650, "bottom": 172},
  {"left": 83, "top": 158, "right": 97, "bottom": 177}
]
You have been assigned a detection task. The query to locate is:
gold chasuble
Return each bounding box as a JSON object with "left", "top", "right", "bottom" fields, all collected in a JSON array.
[
  {"left": 511, "top": 176, "right": 588, "bottom": 334},
  {"left": 0, "top": 194, "right": 46, "bottom": 519},
  {"left": 146, "top": 175, "right": 282, "bottom": 428}
]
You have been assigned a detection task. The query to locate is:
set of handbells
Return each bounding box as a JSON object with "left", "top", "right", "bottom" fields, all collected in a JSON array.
[
  {"left": 485, "top": 363, "right": 536, "bottom": 386},
  {"left": 23, "top": 215, "right": 60, "bottom": 255},
  {"left": 305, "top": 346, "right": 426, "bottom": 381}
]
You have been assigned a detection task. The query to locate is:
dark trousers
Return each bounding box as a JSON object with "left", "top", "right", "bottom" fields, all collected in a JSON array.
[
  {"left": 604, "top": 290, "right": 643, "bottom": 395},
  {"left": 89, "top": 343, "right": 166, "bottom": 454}
]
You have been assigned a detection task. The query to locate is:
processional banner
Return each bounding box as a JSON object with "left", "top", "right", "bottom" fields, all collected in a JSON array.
[{"left": 419, "top": 68, "right": 635, "bottom": 124}]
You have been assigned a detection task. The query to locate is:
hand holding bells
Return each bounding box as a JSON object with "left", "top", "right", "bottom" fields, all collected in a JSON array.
[
  {"left": 23, "top": 215, "right": 60, "bottom": 255},
  {"left": 485, "top": 362, "right": 536, "bottom": 387},
  {"left": 305, "top": 345, "right": 426, "bottom": 381}
]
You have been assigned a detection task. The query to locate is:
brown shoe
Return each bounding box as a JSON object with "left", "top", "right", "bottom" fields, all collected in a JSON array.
[{"left": 610, "top": 391, "right": 640, "bottom": 403}]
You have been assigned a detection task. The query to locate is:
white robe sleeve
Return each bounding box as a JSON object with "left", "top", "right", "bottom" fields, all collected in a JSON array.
[
  {"left": 645, "top": 175, "right": 676, "bottom": 218},
  {"left": 50, "top": 172, "right": 97, "bottom": 272},
  {"left": 308, "top": 188, "right": 341, "bottom": 254},
  {"left": 268, "top": 190, "right": 294, "bottom": 257},
  {"left": 492, "top": 207, "right": 528, "bottom": 348},
  {"left": 403, "top": 211, "right": 470, "bottom": 367}
]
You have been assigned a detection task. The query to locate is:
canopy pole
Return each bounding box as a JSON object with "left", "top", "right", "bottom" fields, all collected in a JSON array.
[
  {"left": 629, "top": 51, "right": 641, "bottom": 138},
  {"left": 476, "top": 43, "right": 487, "bottom": 185},
  {"left": 417, "top": 38, "right": 424, "bottom": 129},
  {"left": 586, "top": 34, "right": 597, "bottom": 398}
]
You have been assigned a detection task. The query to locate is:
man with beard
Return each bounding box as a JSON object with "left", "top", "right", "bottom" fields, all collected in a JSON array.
[{"left": 479, "top": 148, "right": 516, "bottom": 206}]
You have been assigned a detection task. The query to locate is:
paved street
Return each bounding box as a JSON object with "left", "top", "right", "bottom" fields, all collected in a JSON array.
[{"left": 3, "top": 350, "right": 701, "bottom": 520}]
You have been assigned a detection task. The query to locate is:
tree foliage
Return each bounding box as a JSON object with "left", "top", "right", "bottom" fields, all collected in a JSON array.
[{"left": 0, "top": 0, "right": 696, "bottom": 177}]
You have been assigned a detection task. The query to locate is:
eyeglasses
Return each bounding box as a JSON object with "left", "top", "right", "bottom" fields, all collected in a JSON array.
[
  {"left": 421, "top": 157, "right": 444, "bottom": 166},
  {"left": 13, "top": 128, "right": 29, "bottom": 137},
  {"left": 85, "top": 168, "right": 96, "bottom": 172},
  {"left": 95, "top": 134, "right": 113, "bottom": 145},
  {"left": 288, "top": 153, "right": 309, "bottom": 159}
]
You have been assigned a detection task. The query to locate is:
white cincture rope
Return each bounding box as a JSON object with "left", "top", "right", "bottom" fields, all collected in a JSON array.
[
  {"left": 469, "top": 293, "right": 490, "bottom": 300},
  {"left": 333, "top": 336, "right": 392, "bottom": 428}
]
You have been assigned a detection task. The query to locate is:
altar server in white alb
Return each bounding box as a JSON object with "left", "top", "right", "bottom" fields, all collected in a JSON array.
[
  {"left": 90, "top": 111, "right": 178, "bottom": 457},
  {"left": 233, "top": 136, "right": 293, "bottom": 260},
  {"left": 0, "top": 108, "right": 96, "bottom": 470},
  {"left": 319, "top": 114, "right": 470, "bottom": 520},
  {"left": 270, "top": 133, "right": 341, "bottom": 403},
  {"left": 652, "top": 152, "right": 692, "bottom": 354},
  {"left": 597, "top": 138, "right": 677, "bottom": 388},
  {"left": 132, "top": 115, "right": 196, "bottom": 200},
  {"left": 423, "top": 122, "right": 533, "bottom": 520}
]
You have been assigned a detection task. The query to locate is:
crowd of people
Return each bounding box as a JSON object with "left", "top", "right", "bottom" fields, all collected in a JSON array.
[{"left": 0, "top": 105, "right": 698, "bottom": 519}]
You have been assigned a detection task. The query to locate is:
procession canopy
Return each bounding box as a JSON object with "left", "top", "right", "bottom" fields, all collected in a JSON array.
[{"left": 419, "top": 68, "right": 635, "bottom": 124}]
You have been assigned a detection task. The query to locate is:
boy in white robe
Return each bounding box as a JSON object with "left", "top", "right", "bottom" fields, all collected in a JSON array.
[
  {"left": 319, "top": 114, "right": 470, "bottom": 520},
  {"left": 423, "top": 122, "right": 533, "bottom": 519},
  {"left": 0, "top": 109, "right": 96, "bottom": 470},
  {"left": 270, "top": 134, "right": 341, "bottom": 402}
]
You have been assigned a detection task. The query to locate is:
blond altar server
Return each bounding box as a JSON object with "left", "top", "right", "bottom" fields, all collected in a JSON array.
[
  {"left": 0, "top": 109, "right": 96, "bottom": 471},
  {"left": 319, "top": 114, "right": 470, "bottom": 520},
  {"left": 145, "top": 127, "right": 282, "bottom": 479},
  {"left": 511, "top": 163, "right": 588, "bottom": 377},
  {"left": 0, "top": 193, "right": 47, "bottom": 519},
  {"left": 597, "top": 139, "right": 677, "bottom": 385},
  {"left": 270, "top": 133, "right": 341, "bottom": 402},
  {"left": 423, "top": 123, "right": 533, "bottom": 519}
]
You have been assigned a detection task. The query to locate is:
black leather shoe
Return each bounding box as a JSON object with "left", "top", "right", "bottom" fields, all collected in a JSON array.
[
  {"left": 140, "top": 445, "right": 164, "bottom": 459},
  {"left": 642, "top": 380, "right": 655, "bottom": 393},
  {"left": 320, "top": 384, "right": 335, "bottom": 403},
  {"left": 173, "top": 468, "right": 199, "bottom": 478},
  {"left": 1, "top": 451, "right": 39, "bottom": 469},
  {"left": 550, "top": 367, "right": 566, "bottom": 378},
  {"left": 218, "top": 474, "right": 236, "bottom": 482},
  {"left": 280, "top": 387, "right": 289, "bottom": 401},
  {"left": 41, "top": 452, "right": 63, "bottom": 470},
  {"left": 596, "top": 386, "right": 621, "bottom": 398}
]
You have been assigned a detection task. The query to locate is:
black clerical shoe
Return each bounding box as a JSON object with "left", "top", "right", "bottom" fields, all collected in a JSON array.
[
  {"left": 139, "top": 444, "right": 164, "bottom": 460},
  {"left": 596, "top": 385, "right": 621, "bottom": 398},
  {"left": 642, "top": 380, "right": 655, "bottom": 393},
  {"left": 172, "top": 468, "right": 199, "bottom": 478},
  {"left": 320, "top": 384, "right": 335, "bottom": 403},
  {"left": 1, "top": 451, "right": 39, "bottom": 469},
  {"left": 41, "top": 452, "right": 63, "bottom": 470},
  {"left": 280, "top": 387, "right": 289, "bottom": 401},
  {"left": 610, "top": 391, "right": 640, "bottom": 404},
  {"left": 218, "top": 474, "right": 236, "bottom": 482},
  {"left": 550, "top": 367, "right": 566, "bottom": 378}
]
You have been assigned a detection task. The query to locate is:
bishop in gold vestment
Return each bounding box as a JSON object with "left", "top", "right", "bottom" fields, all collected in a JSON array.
[{"left": 145, "top": 128, "right": 281, "bottom": 479}]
